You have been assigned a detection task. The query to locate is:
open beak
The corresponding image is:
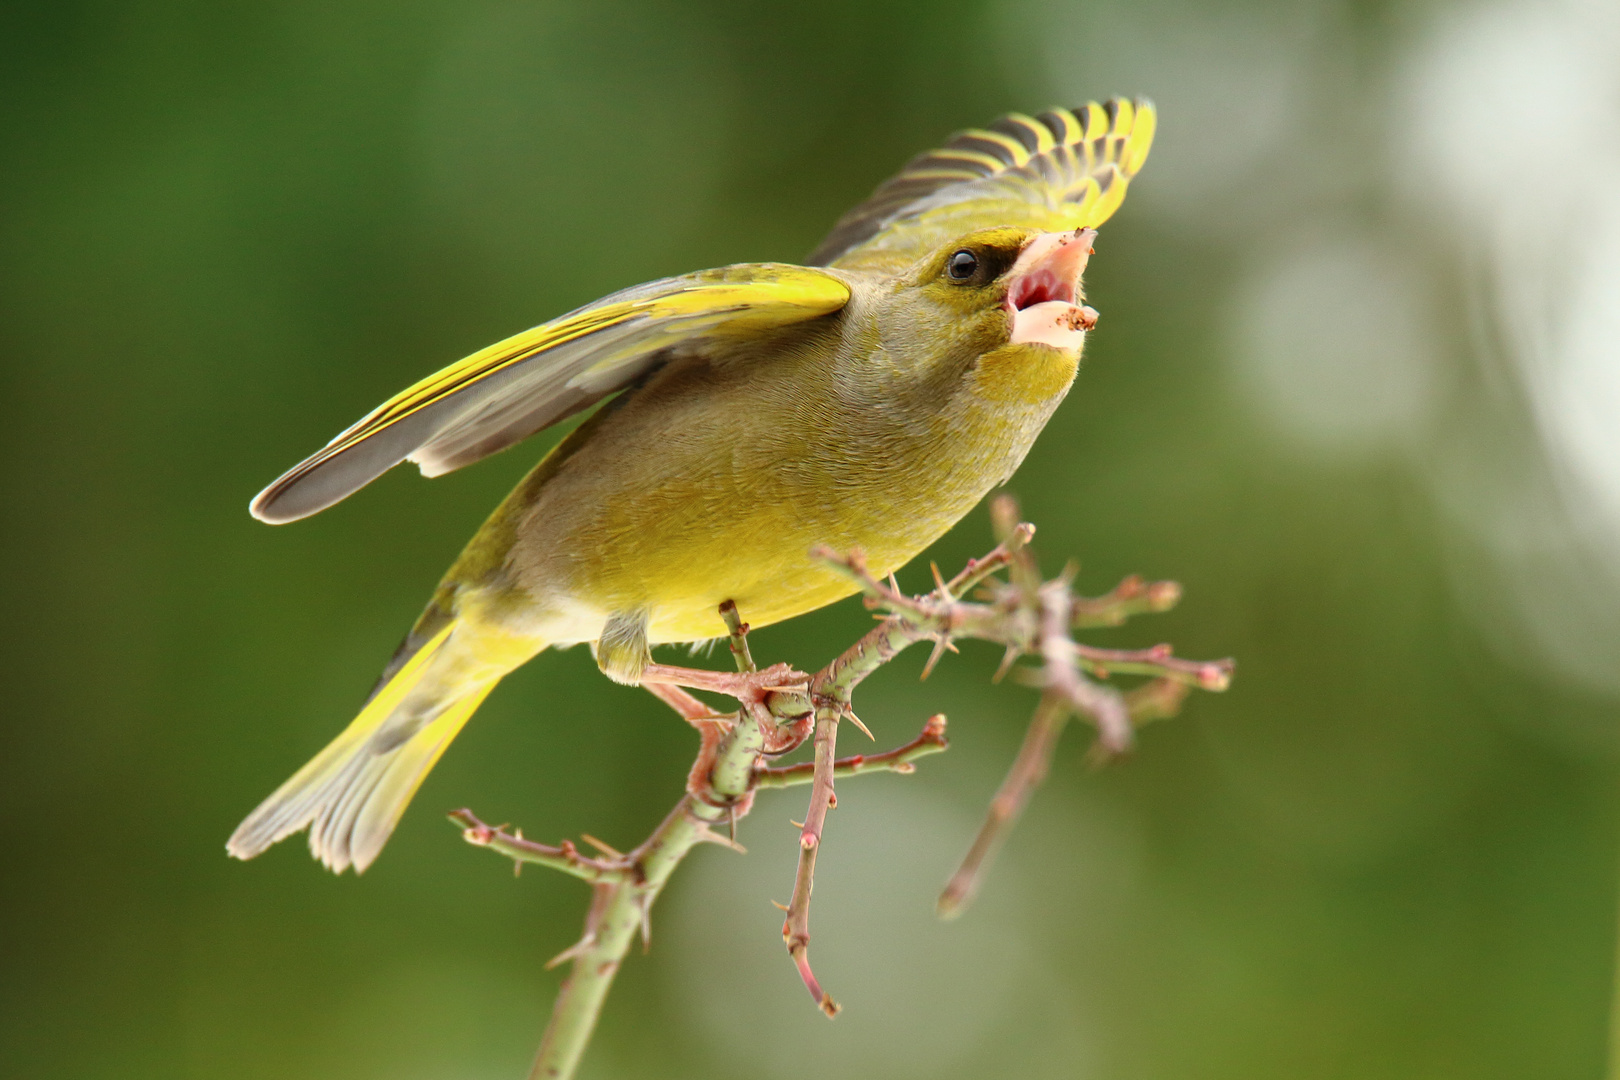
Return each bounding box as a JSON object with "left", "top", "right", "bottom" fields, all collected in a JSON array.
[{"left": 1005, "top": 228, "right": 1099, "bottom": 350}]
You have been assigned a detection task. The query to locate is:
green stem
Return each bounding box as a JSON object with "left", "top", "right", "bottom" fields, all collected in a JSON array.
[
  {"left": 528, "top": 801, "right": 715, "bottom": 1079},
  {"left": 519, "top": 689, "right": 768, "bottom": 1078},
  {"left": 719, "top": 599, "right": 756, "bottom": 673}
]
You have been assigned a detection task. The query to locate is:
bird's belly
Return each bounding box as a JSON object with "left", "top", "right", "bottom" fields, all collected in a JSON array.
[{"left": 593, "top": 487, "right": 970, "bottom": 644}]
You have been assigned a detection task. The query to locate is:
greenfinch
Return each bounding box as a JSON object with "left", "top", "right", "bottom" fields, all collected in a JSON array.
[{"left": 229, "top": 98, "right": 1156, "bottom": 873}]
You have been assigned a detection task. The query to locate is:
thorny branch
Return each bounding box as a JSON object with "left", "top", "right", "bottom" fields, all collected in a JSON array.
[{"left": 449, "top": 495, "right": 1232, "bottom": 1080}]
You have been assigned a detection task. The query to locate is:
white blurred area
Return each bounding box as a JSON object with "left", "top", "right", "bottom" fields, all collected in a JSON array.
[
  {"left": 1400, "top": 0, "right": 1620, "bottom": 699},
  {"left": 1233, "top": 233, "right": 1439, "bottom": 454},
  {"left": 1003, "top": 0, "right": 1620, "bottom": 701}
]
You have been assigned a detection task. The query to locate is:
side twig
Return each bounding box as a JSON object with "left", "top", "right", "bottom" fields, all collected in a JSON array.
[
  {"left": 754, "top": 713, "right": 949, "bottom": 788},
  {"left": 938, "top": 694, "right": 1069, "bottom": 919}
]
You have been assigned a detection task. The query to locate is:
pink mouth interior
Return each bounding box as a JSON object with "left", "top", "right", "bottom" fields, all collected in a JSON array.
[{"left": 1007, "top": 269, "right": 1077, "bottom": 311}]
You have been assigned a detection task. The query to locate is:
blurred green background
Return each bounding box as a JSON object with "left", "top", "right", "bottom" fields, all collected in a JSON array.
[{"left": 5, "top": 1, "right": 1620, "bottom": 1077}]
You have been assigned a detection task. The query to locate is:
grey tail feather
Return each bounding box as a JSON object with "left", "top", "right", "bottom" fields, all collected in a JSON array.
[
  {"left": 226, "top": 719, "right": 407, "bottom": 873},
  {"left": 226, "top": 615, "right": 469, "bottom": 874}
]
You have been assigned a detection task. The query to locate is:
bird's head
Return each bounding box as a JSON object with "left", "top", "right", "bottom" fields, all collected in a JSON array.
[{"left": 904, "top": 225, "right": 1099, "bottom": 355}]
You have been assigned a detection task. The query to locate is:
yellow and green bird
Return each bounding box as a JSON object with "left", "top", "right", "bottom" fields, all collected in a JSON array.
[{"left": 228, "top": 99, "right": 1156, "bottom": 873}]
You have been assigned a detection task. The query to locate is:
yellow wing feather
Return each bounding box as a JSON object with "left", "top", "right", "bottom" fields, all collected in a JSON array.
[
  {"left": 251, "top": 264, "right": 850, "bottom": 524},
  {"left": 809, "top": 97, "right": 1157, "bottom": 273}
]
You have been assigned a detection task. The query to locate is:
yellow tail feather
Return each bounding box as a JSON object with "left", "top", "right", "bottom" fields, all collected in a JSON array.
[{"left": 227, "top": 620, "right": 535, "bottom": 873}]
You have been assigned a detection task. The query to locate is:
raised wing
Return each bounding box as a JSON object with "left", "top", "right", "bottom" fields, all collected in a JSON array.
[
  {"left": 251, "top": 264, "right": 850, "bottom": 524},
  {"left": 809, "top": 98, "right": 1156, "bottom": 274}
]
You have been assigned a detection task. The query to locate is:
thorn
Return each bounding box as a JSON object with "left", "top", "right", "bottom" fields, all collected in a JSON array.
[
  {"left": 771, "top": 899, "right": 790, "bottom": 912},
  {"left": 545, "top": 933, "right": 596, "bottom": 970},
  {"left": 513, "top": 860, "right": 522, "bottom": 878},
  {"left": 637, "top": 893, "right": 652, "bottom": 952},
  {"left": 843, "top": 709, "right": 875, "bottom": 741},
  {"left": 579, "top": 833, "right": 622, "bottom": 859},
  {"left": 920, "top": 634, "right": 951, "bottom": 680},
  {"left": 993, "top": 645, "right": 1020, "bottom": 684},
  {"left": 930, "top": 561, "right": 953, "bottom": 600},
  {"left": 697, "top": 826, "right": 747, "bottom": 854},
  {"left": 892, "top": 762, "right": 916, "bottom": 774},
  {"left": 514, "top": 827, "right": 524, "bottom": 840},
  {"left": 790, "top": 818, "right": 805, "bottom": 829},
  {"left": 888, "top": 572, "right": 901, "bottom": 596}
]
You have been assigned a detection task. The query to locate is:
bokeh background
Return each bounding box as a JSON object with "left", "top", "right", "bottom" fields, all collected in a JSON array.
[{"left": 4, "top": 1, "right": 1620, "bottom": 1077}]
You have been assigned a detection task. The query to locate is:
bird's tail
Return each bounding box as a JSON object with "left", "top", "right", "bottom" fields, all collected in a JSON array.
[{"left": 227, "top": 615, "right": 543, "bottom": 873}]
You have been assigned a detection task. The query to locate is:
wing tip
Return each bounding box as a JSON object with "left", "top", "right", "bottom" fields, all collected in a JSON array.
[{"left": 248, "top": 485, "right": 297, "bottom": 525}]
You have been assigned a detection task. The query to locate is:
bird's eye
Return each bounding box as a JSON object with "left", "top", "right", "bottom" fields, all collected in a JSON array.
[{"left": 946, "top": 249, "right": 979, "bottom": 281}]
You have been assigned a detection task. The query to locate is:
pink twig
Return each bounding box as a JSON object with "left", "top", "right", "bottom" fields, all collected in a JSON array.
[
  {"left": 938, "top": 695, "right": 1069, "bottom": 919},
  {"left": 781, "top": 704, "right": 842, "bottom": 1017}
]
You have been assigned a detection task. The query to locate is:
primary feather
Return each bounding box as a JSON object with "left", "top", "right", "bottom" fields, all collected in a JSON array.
[
  {"left": 250, "top": 264, "right": 850, "bottom": 523},
  {"left": 811, "top": 99, "right": 1156, "bottom": 272}
]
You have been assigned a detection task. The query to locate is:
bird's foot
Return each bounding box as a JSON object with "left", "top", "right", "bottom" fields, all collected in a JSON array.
[
  {"left": 643, "top": 661, "right": 814, "bottom": 757},
  {"left": 640, "top": 661, "right": 809, "bottom": 707}
]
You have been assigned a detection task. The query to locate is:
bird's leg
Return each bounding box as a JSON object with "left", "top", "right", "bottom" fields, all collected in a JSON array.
[
  {"left": 640, "top": 661, "right": 809, "bottom": 703},
  {"left": 642, "top": 681, "right": 726, "bottom": 725}
]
